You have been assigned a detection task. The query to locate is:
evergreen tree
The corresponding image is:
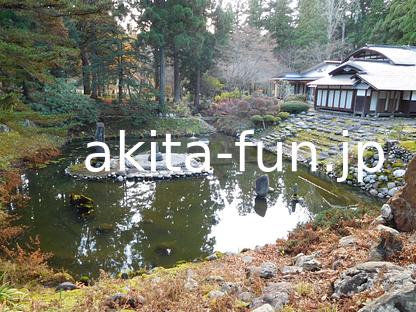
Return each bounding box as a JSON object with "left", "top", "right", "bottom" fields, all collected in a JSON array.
[
  {"left": 246, "top": 0, "right": 265, "bottom": 29},
  {"left": 264, "top": 0, "right": 294, "bottom": 52},
  {"left": 381, "top": 0, "right": 416, "bottom": 45}
]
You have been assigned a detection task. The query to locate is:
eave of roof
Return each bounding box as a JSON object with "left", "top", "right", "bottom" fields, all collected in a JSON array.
[{"left": 343, "top": 45, "right": 416, "bottom": 65}]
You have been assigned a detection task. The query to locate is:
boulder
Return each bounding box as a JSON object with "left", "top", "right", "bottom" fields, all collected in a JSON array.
[
  {"left": 281, "top": 265, "right": 303, "bottom": 274},
  {"left": 56, "top": 282, "right": 78, "bottom": 291},
  {"left": 339, "top": 235, "right": 357, "bottom": 247},
  {"left": 259, "top": 262, "right": 277, "bottom": 279},
  {"left": 294, "top": 253, "right": 321, "bottom": 272},
  {"left": 359, "top": 284, "right": 416, "bottom": 312},
  {"left": 238, "top": 291, "right": 255, "bottom": 302},
  {"left": 104, "top": 293, "right": 145, "bottom": 309},
  {"left": 252, "top": 304, "right": 274, "bottom": 312},
  {"left": 21, "top": 119, "right": 36, "bottom": 128},
  {"left": 0, "top": 123, "right": 10, "bottom": 132},
  {"left": 251, "top": 282, "right": 292, "bottom": 310},
  {"left": 381, "top": 204, "right": 393, "bottom": 222},
  {"left": 220, "top": 282, "right": 241, "bottom": 294},
  {"left": 368, "top": 227, "right": 403, "bottom": 261},
  {"left": 207, "top": 290, "right": 225, "bottom": 299},
  {"left": 332, "top": 262, "right": 412, "bottom": 299},
  {"left": 184, "top": 277, "right": 199, "bottom": 291},
  {"left": 388, "top": 156, "right": 416, "bottom": 232}
]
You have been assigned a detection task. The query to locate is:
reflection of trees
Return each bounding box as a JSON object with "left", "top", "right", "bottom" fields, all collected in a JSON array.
[
  {"left": 210, "top": 135, "right": 283, "bottom": 215},
  {"left": 129, "top": 178, "right": 218, "bottom": 268}
]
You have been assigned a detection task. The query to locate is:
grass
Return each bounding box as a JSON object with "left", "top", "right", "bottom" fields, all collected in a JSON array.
[
  {"left": 294, "top": 282, "right": 314, "bottom": 297},
  {"left": 400, "top": 140, "right": 416, "bottom": 153},
  {"left": 0, "top": 108, "right": 70, "bottom": 203},
  {"left": 0, "top": 274, "right": 26, "bottom": 311}
]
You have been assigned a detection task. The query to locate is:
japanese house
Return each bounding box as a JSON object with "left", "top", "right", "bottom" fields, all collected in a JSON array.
[
  {"left": 271, "top": 61, "right": 340, "bottom": 102},
  {"left": 309, "top": 45, "right": 416, "bottom": 117}
]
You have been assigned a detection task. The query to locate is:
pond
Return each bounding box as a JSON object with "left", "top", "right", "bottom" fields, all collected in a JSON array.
[{"left": 17, "top": 134, "right": 379, "bottom": 278}]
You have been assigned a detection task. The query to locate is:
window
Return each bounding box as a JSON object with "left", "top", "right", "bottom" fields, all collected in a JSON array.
[
  {"left": 328, "top": 90, "right": 335, "bottom": 107},
  {"left": 357, "top": 90, "right": 367, "bottom": 96},
  {"left": 321, "top": 89, "right": 328, "bottom": 107},
  {"left": 412, "top": 92, "right": 416, "bottom": 101},
  {"left": 370, "top": 91, "right": 378, "bottom": 111},
  {"left": 317, "top": 90, "right": 322, "bottom": 106},
  {"left": 346, "top": 91, "right": 353, "bottom": 109},
  {"left": 379, "top": 91, "right": 387, "bottom": 99},
  {"left": 334, "top": 90, "right": 341, "bottom": 108},
  {"left": 403, "top": 91, "right": 411, "bottom": 100},
  {"left": 340, "top": 91, "right": 347, "bottom": 109}
]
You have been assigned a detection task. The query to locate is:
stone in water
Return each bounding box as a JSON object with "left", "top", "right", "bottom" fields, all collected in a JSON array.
[{"left": 255, "top": 175, "right": 269, "bottom": 198}]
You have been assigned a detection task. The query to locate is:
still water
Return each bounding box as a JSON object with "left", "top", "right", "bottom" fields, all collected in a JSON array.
[{"left": 17, "top": 134, "right": 378, "bottom": 277}]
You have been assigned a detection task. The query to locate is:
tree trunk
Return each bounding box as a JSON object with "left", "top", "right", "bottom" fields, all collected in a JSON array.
[
  {"left": 91, "top": 69, "right": 98, "bottom": 99},
  {"left": 154, "top": 49, "right": 160, "bottom": 103},
  {"left": 118, "top": 42, "right": 123, "bottom": 104},
  {"left": 159, "top": 45, "right": 166, "bottom": 114},
  {"left": 81, "top": 48, "right": 91, "bottom": 95},
  {"left": 194, "top": 65, "right": 201, "bottom": 111},
  {"left": 173, "top": 49, "right": 181, "bottom": 103}
]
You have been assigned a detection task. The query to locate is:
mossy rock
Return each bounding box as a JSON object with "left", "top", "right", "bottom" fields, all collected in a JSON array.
[
  {"left": 41, "top": 272, "right": 75, "bottom": 287},
  {"left": 69, "top": 193, "right": 94, "bottom": 215},
  {"left": 79, "top": 275, "right": 91, "bottom": 286}
]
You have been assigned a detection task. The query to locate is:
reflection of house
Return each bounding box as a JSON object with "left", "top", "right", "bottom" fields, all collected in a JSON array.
[
  {"left": 309, "top": 45, "right": 416, "bottom": 117},
  {"left": 271, "top": 61, "right": 340, "bottom": 102}
]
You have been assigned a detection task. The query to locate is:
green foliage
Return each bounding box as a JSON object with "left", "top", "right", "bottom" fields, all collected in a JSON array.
[
  {"left": 264, "top": 0, "right": 294, "bottom": 52},
  {"left": 31, "top": 79, "right": 98, "bottom": 125},
  {"left": 251, "top": 115, "right": 264, "bottom": 123},
  {"left": 0, "top": 274, "right": 26, "bottom": 309},
  {"left": 201, "top": 74, "right": 224, "bottom": 97},
  {"left": 0, "top": 93, "right": 22, "bottom": 112},
  {"left": 280, "top": 101, "right": 309, "bottom": 114},
  {"left": 383, "top": 0, "right": 416, "bottom": 45},
  {"left": 400, "top": 141, "right": 416, "bottom": 153},
  {"left": 313, "top": 208, "right": 360, "bottom": 230},
  {"left": 286, "top": 94, "right": 307, "bottom": 102},
  {"left": 214, "top": 89, "right": 241, "bottom": 102},
  {"left": 313, "top": 204, "right": 378, "bottom": 232},
  {"left": 0, "top": 7, "right": 78, "bottom": 92},
  {"left": 278, "top": 112, "right": 290, "bottom": 120},
  {"left": 169, "top": 101, "right": 192, "bottom": 117},
  {"left": 263, "top": 114, "right": 275, "bottom": 122}
]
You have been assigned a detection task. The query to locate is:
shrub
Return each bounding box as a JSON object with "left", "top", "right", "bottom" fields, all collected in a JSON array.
[
  {"left": 280, "top": 101, "right": 309, "bottom": 114},
  {"left": 0, "top": 93, "right": 23, "bottom": 112},
  {"left": 214, "top": 89, "right": 241, "bottom": 102},
  {"left": 31, "top": 78, "right": 98, "bottom": 125},
  {"left": 169, "top": 100, "right": 192, "bottom": 117},
  {"left": 251, "top": 115, "right": 263, "bottom": 123},
  {"left": 263, "top": 115, "right": 281, "bottom": 125},
  {"left": 201, "top": 75, "right": 224, "bottom": 97},
  {"left": 286, "top": 94, "right": 307, "bottom": 102},
  {"left": 208, "top": 96, "right": 280, "bottom": 118},
  {"left": 263, "top": 114, "right": 275, "bottom": 123},
  {"left": 278, "top": 112, "right": 290, "bottom": 120}
]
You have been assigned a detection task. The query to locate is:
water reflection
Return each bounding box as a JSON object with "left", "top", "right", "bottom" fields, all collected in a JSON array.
[{"left": 17, "top": 134, "right": 379, "bottom": 277}]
